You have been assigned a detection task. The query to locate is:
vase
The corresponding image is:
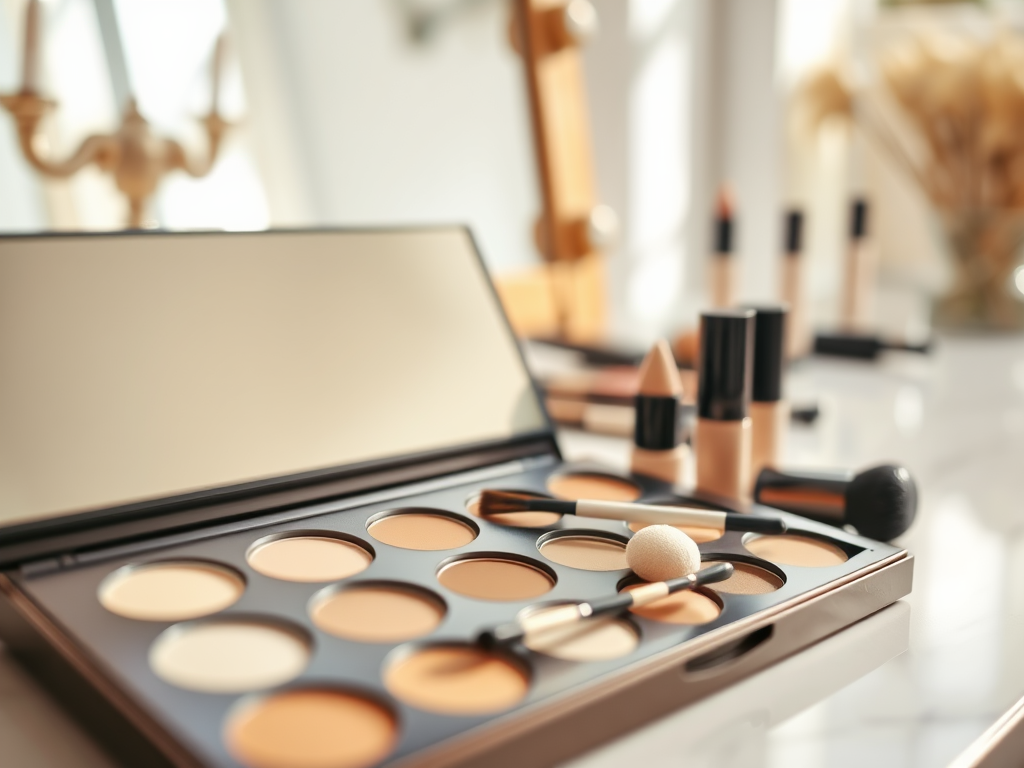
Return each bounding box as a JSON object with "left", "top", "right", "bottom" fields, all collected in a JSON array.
[{"left": 932, "top": 208, "right": 1024, "bottom": 331}]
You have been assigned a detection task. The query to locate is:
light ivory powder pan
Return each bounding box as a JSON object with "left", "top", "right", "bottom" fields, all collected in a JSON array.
[
  {"left": 466, "top": 490, "right": 562, "bottom": 528},
  {"left": 367, "top": 510, "right": 477, "bottom": 551},
  {"left": 150, "top": 619, "right": 309, "bottom": 694},
  {"left": 522, "top": 612, "right": 639, "bottom": 661},
  {"left": 538, "top": 534, "right": 628, "bottom": 571},
  {"left": 744, "top": 534, "right": 849, "bottom": 567},
  {"left": 622, "top": 583, "right": 721, "bottom": 625},
  {"left": 436, "top": 556, "right": 555, "bottom": 601},
  {"left": 702, "top": 560, "right": 784, "bottom": 595},
  {"left": 547, "top": 473, "right": 641, "bottom": 502},
  {"left": 247, "top": 534, "right": 373, "bottom": 583},
  {"left": 311, "top": 583, "right": 446, "bottom": 643},
  {"left": 384, "top": 644, "right": 528, "bottom": 715},
  {"left": 99, "top": 561, "right": 244, "bottom": 622},
  {"left": 225, "top": 689, "right": 396, "bottom": 768}
]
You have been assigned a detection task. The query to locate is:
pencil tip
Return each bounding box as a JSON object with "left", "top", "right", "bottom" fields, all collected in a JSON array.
[{"left": 637, "top": 339, "right": 682, "bottom": 397}]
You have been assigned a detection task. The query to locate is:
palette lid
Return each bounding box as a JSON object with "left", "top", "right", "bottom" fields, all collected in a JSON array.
[{"left": 0, "top": 227, "right": 553, "bottom": 563}]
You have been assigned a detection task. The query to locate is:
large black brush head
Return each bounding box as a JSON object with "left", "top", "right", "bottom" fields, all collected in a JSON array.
[{"left": 846, "top": 464, "right": 917, "bottom": 541}]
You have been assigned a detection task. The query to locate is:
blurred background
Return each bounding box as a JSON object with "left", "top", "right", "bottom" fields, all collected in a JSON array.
[{"left": 5, "top": 2, "right": 1024, "bottom": 767}]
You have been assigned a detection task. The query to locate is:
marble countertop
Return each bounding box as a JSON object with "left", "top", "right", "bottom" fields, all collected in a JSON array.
[{"left": 3, "top": 334, "right": 1023, "bottom": 767}]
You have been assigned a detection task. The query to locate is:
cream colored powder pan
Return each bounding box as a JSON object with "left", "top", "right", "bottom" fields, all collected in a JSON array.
[
  {"left": 247, "top": 534, "right": 373, "bottom": 582},
  {"left": 99, "top": 561, "right": 244, "bottom": 621}
]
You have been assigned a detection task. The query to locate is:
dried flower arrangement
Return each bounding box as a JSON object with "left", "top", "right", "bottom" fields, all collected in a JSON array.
[{"left": 800, "top": 31, "right": 1024, "bottom": 330}]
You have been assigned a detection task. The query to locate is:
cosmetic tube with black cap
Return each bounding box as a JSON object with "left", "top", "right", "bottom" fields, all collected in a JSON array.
[
  {"left": 746, "top": 306, "right": 789, "bottom": 483},
  {"left": 780, "top": 209, "right": 809, "bottom": 358},
  {"left": 695, "top": 309, "right": 754, "bottom": 504},
  {"left": 840, "top": 198, "right": 877, "bottom": 331}
]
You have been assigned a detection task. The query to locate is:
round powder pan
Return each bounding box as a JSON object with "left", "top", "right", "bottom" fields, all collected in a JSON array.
[
  {"left": 225, "top": 686, "right": 398, "bottom": 768},
  {"left": 466, "top": 489, "right": 562, "bottom": 529},
  {"left": 366, "top": 508, "right": 478, "bottom": 551},
  {"left": 547, "top": 472, "right": 641, "bottom": 502},
  {"left": 436, "top": 554, "right": 556, "bottom": 602},
  {"left": 518, "top": 604, "right": 640, "bottom": 661},
  {"left": 617, "top": 577, "right": 723, "bottom": 626},
  {"left": 537, "top": 530, "right": 629, "bottom": 572},
  {"left": 99, "top": 560, "right": 245, "bottom": 622},
  {"left": 247, "top": 531, "right": 374, "bottom": 583},
  {"left": 310, "top": 582, "right": 446, "bottom": 643},
  {"left": 383, "top": 643, "right": 530, "bottom": 716},
  {"left": 699, "top": 558, "right": 786, "bottom": 596},
  {"left": 743, "top": 533, "right": 852, "bottom": 568}
]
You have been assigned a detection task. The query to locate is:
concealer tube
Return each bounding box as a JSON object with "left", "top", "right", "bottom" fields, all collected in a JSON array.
[
  {"left": 746, "top": 305, "right": 789, "bottom": 482},
  {"left": 695, "top": 309, "right": 754, "bottom": 505},
  {"left": 840, "top": 198, "right": 876, "bottom": 332},
  {"left": 630, "top": 339, "right": 688, "bottom": 483},
  {"left": 780, "top": 210, "right": 809, "bottom": 359}
]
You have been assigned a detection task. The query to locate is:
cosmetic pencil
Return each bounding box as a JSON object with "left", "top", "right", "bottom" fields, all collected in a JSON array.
[
  {"left": 477, "top": 490, "right": 787, "bottom": 534},
  {"left": 477, "top": 562, "right": 734, "bottom": 648},
  {"left": 710, "top": 185, "right": 736, "bottom": 308},
  {"left": 840, "top": 197, "right": 877, "bottom": 331},
  {"left": 780, "top": 209, "right": 810, "bottom": 358},
  {"left": 630, "top": 339, "right": 689, "bottom": 483}
]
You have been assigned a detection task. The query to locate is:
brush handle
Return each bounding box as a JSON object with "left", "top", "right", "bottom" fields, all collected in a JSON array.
[{"left": 575, "top": 500, "right": 786, "bottom": 534}]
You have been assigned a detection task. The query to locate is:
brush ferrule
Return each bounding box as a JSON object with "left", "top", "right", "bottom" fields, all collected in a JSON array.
[{"left": 576, "top": 499, "right": 727, "bottom": 528}]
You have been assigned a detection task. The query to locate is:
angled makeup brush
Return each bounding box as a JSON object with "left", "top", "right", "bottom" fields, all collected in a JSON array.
[
  {"left": 478, "top": 562, "right": 734, "bottom": 649},
  {"left": 477, "top": 490, "right": 787, "bottom": 535}
]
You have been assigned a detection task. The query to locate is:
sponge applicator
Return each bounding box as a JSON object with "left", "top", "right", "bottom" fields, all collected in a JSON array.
[{"left": 626, "top": 525, "right": 701, "bottom": 582}]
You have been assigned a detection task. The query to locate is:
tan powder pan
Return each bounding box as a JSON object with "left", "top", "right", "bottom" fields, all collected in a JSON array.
[
  {"left": 466, "top": 489, "right": 562, "bottom": 528},
  {"left": 225, "top": 688, "right": 397, "bottom": 768},
  {"left": 621, "top": 582, "right": 722, "bottom": 625},
  {"left": 437, "top": 555, "right": 555, "bottom": 601},
  {"left": 311, "top": 582, "right": 446, "bottom": 643},
  {"left": 384, "top": 644, "right": 529, "bottom": 715},
  {"left": 522, "top": 611, "right": 639, "bottom": 661},
  {"left": 367, "top": 509, "right": 477, "bottom": 551},
  {"left": 99, "top": 560, "right": 245, "bottom": 622},
  {"left": 702, "top": 560, "right": 785, "bottom": 595},
  {"left": 547, "top": 473, "right": 641, "bottom": 502},
  {"left": 150, "top": 618, "right": 310, "bottom": 694},
  {"left": 538, "top": 532, "right": 629, "bottom": 571},
  {"left": 247, "top": 532, "right": 373, "bottom": 583},
  {"left": 744, "top": 534, "right": 850, "bottom": 568}
]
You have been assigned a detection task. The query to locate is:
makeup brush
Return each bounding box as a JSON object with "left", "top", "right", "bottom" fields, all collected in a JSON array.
[
  {"left": 754, "top": 463, "right": 917, "bottom": 541},
  {"left": 813, "top": 332, "right": 931, "bottom": 360},
  {"left": 477, "top": 490, "right": 787, "bottom": 534},
  {"left": 478, "top": 562, "right": 734, "bottom": 649}
]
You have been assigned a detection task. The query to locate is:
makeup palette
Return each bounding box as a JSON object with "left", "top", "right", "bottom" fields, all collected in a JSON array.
[{"left": 0, "top": 228, "right": 913, "bottom": 768}]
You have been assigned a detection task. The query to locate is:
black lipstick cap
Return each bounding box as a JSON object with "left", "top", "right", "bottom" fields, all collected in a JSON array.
[
  {"left": 784, "top": 210, "right": 803, "bottom": 254},
  {"left": 850, "top": 198, "right": 868, "bottom": 239},
  {"left": 698, "top": 309, "right": 754, "bottom": 420},
  {"left": 747, "top": 305, "right": 787, "bottom": 402}
]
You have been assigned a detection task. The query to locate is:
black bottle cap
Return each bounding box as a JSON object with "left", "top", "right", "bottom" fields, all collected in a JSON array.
[
  {"left": 784, "top": 210, "right": 803, "bottom": 254},
  {"left": 746, "top": 305, "right": 787, "bottom": 402},
  {"left": 697, "top": 309, "right": 754, "bottom": 420},
  {"left": 850, "top": 198, "right": 868, "bottom": 239}
]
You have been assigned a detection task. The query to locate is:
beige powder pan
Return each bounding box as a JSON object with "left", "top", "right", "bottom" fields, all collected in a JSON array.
[
  {"left": 523, "top": 613, "right": 639, "bottom": 661},
  {"left": 702, "top": 560, "right": 784, "bottom": 595},
  {"left": 225, "top": 688, "right": 397, "bottom": 768},
  {"left": 466, "top": 490, "right": 562, "bottom": 528},
  {"left": 547, "top": 473, "right": 641, "bottom": 502},
  {"left": 538, "top": 533, "right": 629, "bottom": 571},
  {"left": 99, "top": 560, "right": 244, "bottom": 622},
  {"left": 150, "top": 619, "right": 310, "bottom": 694},
  {"left": 311, "top": 583, "right": 446, "bottom": 643},
  {"left": 436, "top": 556, "right": 555, "bottom": 601},
  {"left": 247, "top": 533, "right": 373, "bottom": 583},
  {"left": 384, "top": 644, "right": 529, "bottom": 715},
  {"left": 367, "top": 509, "right": 477, "bottom": 551},
  {"left": 622, "top": 583, "right": 721, "bottom": 625},
  {"left": 744, "top": 534, "right": 849, "bottom": 567}
]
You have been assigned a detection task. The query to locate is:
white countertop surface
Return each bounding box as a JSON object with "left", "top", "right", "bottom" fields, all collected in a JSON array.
[{"left": 3, "top": 334, "right": 1023, "bottom": 767}]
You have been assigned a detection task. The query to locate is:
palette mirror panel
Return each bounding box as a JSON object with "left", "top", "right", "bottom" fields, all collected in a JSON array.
[
  {"left": 16, "top": 460, "right": 908, "bottom": 768},
  {"left": 0, "top": 228, "right": 545, "bottom": 530}
]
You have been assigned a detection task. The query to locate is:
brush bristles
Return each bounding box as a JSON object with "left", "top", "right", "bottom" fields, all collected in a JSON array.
[{"left": 477, "top": 490, "right": 539, "bottom": 516}]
